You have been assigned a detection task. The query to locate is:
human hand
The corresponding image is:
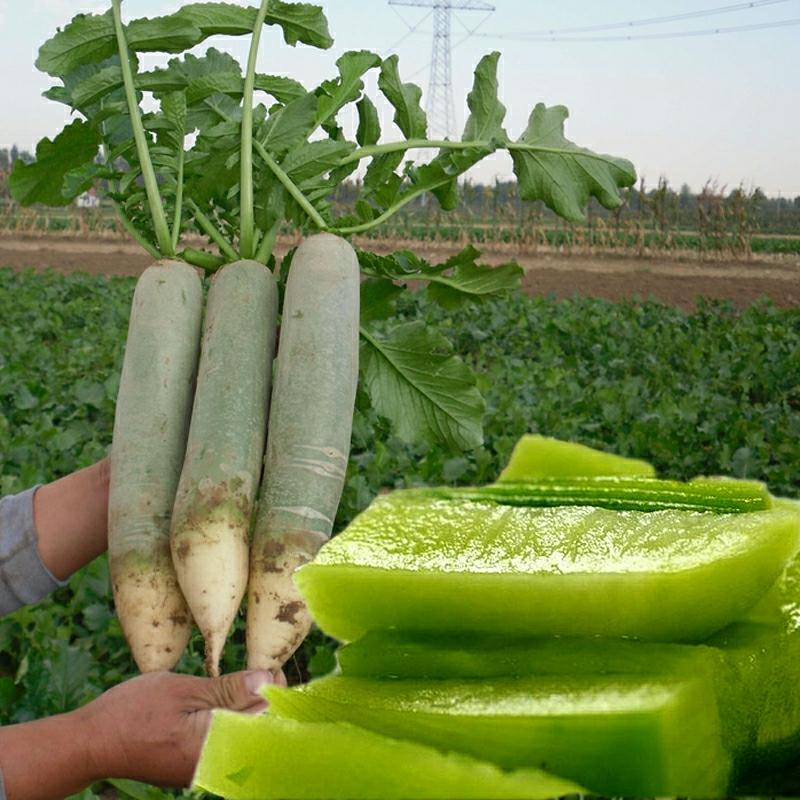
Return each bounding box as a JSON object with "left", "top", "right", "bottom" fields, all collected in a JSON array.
[{"left": 78, "top": 669, "right": 286, "bottom": 787}]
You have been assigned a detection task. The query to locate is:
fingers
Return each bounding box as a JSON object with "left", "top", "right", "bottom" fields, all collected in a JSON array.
[{"left": 200, "top": 670, "right": 282, "bottom": 714}]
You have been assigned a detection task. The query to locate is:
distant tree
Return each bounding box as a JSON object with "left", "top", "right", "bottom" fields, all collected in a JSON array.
[{"left": 10, "top": 144, "right": 19, "bottom": 165}]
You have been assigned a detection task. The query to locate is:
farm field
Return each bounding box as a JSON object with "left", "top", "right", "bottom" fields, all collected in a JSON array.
[
  {"left": 2, "top": 0, "right": 799, "bottom": 792},
  {"left": 1, "top": 233, "right": 799, "bottom": 310}
]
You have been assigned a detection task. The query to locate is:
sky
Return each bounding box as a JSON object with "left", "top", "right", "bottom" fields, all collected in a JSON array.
[{"left": 0, "top": 0, "right": 798, "bottom": 196}]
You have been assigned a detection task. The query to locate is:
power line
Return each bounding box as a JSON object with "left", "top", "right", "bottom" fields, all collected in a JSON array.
[
  {"left": 476, "top": 16, "right": 800, "bottom": 42},
  {"left": 483, "top": 0, "right": 794, "bottom": 38},
  {"left": 386, "top": 8, "right": 435, "bottom": 54}
]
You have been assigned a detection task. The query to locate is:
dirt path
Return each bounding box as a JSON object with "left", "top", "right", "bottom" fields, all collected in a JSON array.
[{"left": 1, "top": 235, "right": 798, "bottom": 310}]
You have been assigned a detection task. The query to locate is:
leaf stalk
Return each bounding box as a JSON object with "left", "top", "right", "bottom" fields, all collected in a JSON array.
[
  {"left": 253, "top": 142, "right": 328, "bottom": 230},
  {"left": 110, "top": 0, "right": 174, "bottom": 257},
  {"left": 189, "top": 200, "right": 239, "bottom": 262},
  {"left": 240, "top": 0, "right": 272, "bottom": 259}
]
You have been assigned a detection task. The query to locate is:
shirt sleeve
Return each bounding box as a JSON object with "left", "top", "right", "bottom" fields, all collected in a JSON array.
[{"left": 0, "top": 487, "right": 68, "bottom": 617}]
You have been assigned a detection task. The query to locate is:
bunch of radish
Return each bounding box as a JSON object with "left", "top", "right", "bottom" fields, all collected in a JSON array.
[
  {"left": 13, "top": 1, "right": 635, "bottom": 675},
  {"left": 112, "top": 236, "right": 357, "bottom": 676}
]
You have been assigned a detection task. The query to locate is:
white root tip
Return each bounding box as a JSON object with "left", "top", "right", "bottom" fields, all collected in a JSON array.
[
  {"left": 172, "top": 520, "right": 249, "bottom": 676},
  {"left": 112, "top": 568, "right": 192, "bottom": 673},
  {"left": 247, "top": 532, "right": 323, "bottom": 671}
]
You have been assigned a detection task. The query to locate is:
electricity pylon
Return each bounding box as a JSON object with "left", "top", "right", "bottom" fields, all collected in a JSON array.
[{"left": 388, "top": 0, "right": 495, "bottom": 139}]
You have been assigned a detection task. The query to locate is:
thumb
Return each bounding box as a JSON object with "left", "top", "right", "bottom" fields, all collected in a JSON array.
[{"left": 203, "top": 670, "right": 278, "bottom": 713}]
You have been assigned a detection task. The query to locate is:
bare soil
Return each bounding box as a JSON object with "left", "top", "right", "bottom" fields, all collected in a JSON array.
[{"left": 1, "top": 235, "right": 798, "bottom": 310}]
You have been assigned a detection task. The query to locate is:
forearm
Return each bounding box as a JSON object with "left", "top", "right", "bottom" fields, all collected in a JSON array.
[
  {"left": 34, "top": 457, "right": 109, "bottom": 581},
  {"left": 0, "top": 708, "right": 99, "bottom": 800}
]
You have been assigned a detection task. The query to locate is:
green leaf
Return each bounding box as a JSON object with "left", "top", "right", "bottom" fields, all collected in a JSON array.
[
  {"left": 62, "top": 161, "right": 113, "bottom": 202},
  {"left": 126, "top": 15, "right": 204, "bottom": 55},
  {"left": 401, "top": 55, "right": 508, "bottom": 211},
  {"left": 356, "top": 95, "right": 381, "bottom": 147},
  {"left": 462, "top": 51, "right": 507, "bottom": 144},
  {"left": 255, "top": 74, "right": 307, "bottom": 104},
  {"left": 9, "top": 120, "right": 101, "bottom": 206},
  {"left": 172, "top": 2, "right": 258, "bottom": 37},
  {"left": 36, "top": 9, "right": 209, "bottom": 79},
  {"left": 357, "top": 247, "right": 521, "bottom": 310},
  {"left": 158, "top": 91, "right": 188, "bottom": 152},
  {"left": 46, "top": 641, "right": 91, "bottom": 713},
  {"left": 378, "top": 55, "right": 427, "bottom": 140},
  {"left": 69, "top": 63, "right": 125, "bottom": 109},
  {"left": 360, "top": 279, "right": 403, "bottom": 324},
  {"left": 363, "top": 152, "right": 404, "bottom": 203},
  {"left": 427, "top": 257, "right": 523, "bottom": 310},
  {"left": 259, "top": 93, "right": 318, "bottom": 157},
  {"left": 106, "top": 779, "right": 175, "bottom": 800},
  {"left": 281, "top": 140, "right": 355, "bottom": 183},
  {"left": 36, "top": 3, "right": 255, "bottom": 77},
  {"left": 407, "top": 151, "right": 479, "bottom": 210},
  {"left": 36, "top": 10, "right": 117, "bottom": 78},
  {"left": 360, "top": 322, "right": 485, "bottom": 450},
  {"left": 315, "top": 50, "right": 381, "bottom": 129},
  {"left": 264, "top": 0, "right": 334, "bottom": 49},
  {"left": 358, "top": 249, "right": 433, "bottom": 280},
  {"left": 511, "top": 104, "right": 637, "bottom": 222}
]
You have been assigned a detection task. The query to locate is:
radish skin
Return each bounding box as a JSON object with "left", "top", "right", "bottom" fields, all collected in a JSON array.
[
  {"left": 109, "top": 261, "right": 202, "bottom": 672},
  {"left": 247, "top": 234, "right": 359, "bottom": 671},
  {"left": 171, "top": 260, "right": 278, "bottom": 676}
]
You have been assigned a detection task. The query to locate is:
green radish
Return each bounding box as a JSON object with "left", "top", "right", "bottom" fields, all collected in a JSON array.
[
  {"left": 171, "top": 260, "right": 278, "bottom": 676},
  {"left": 109, "top": 261, "right": 203, "bottom": 672},
  {"left": 247, "top": 233, "right": 360, "bottom": 672},
  {"left": 498, "top": 435, "right": 656, "bottom": 481},
  {"left": 296, "top": 492, "right": 800, "bottom": 643},
  {"left": 195, "top": 712, "right": 584, "bottom": 799}
]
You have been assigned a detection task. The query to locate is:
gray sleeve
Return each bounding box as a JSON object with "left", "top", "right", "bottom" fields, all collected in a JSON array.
[{"left": 0, "top": 487, "right": 68, "bottom": 617}]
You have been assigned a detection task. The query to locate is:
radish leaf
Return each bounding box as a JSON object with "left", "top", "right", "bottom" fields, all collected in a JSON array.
[
  {"left": 360, "top": 322, "right": 485, "bottom": 450},
  {"left": 315, "top": 51, "right": 381, "bottom": 131},
  {"left": 9, "top": 120, "right": 101, "bottom": 206},
  {"left": 356, "top": 96, "right": 381, "bottom": 147},
  {"left": 511, "top": 104, "right": 636, "bottom": 223},
  {"left": 360, "top": 280, "right": 404, "bottom": 325},
  {"left": 378, "top": 56, "right": 428, "bottom": 140}
]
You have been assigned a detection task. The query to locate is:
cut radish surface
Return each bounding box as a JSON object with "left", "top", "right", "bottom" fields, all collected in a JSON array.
[
  {"left": 266, "top": 674, "right": 730, "bottom": 797},
  {"left": 338, "top": 631, "right": 710, "bottom": 680},
  {"left": 498, "top": 434, "right": 655, "bottom": 481},
  {"left": 337, "top": 545, "right": 800, "bottom": 782},
  {"left": 193, "top": 711, "right": 583, "bottom": 799},
  {"left": 297, "top": 493, "right": 800, "bottom": 642}
]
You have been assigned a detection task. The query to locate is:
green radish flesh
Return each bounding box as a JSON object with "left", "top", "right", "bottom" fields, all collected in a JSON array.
[
  {"left": 498, "top": 434, "right": 656, "bottom": 481},
  {"left": 336, "top": 540, "right": 800, "bottom": 784},
  {"left": 419, "top": 476, "right": 771, "bottom": 513},
  {"left": 266, "top": 674, "right": 730, "bottom": 797},
  {"left": 194, "top": 712, "right": 583, "bottom": 799},
  {"left": 296, "top": 493, "right": 800, "bottom": 643},
  {"left": 170, "top": 260, "right": 278, "bottom": 676},
  {"left": 247, "top": 233, "right": 359, "bottom": 671},
  {"left": 109, "top": 261, "right": 202, "bottom": 672}
]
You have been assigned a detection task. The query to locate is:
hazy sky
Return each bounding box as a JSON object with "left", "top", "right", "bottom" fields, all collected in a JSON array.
[{"left": 1, "top": 0, "right": 798, "bottom": 195}]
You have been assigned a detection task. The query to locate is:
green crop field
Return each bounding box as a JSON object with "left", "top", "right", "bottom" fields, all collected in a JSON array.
[
  {"left": 0, "top": 270, "right": 800, "bottom": 798},
  {"left": 1, "top": 267, "right": 799, "bottom": 797}
]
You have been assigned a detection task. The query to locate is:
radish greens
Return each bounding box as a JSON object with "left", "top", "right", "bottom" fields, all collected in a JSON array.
[{"left": 11, "top": 0, "right": 636, "bottom": 451}]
